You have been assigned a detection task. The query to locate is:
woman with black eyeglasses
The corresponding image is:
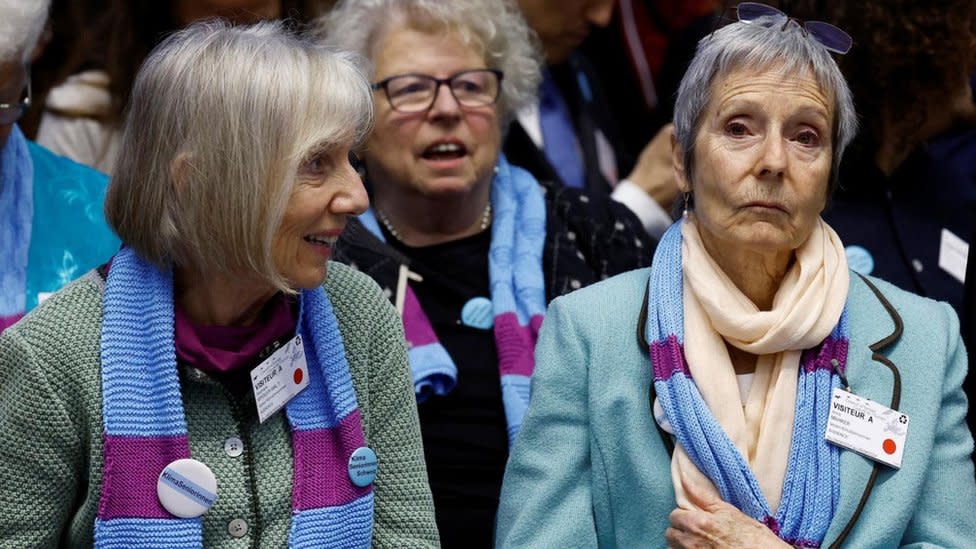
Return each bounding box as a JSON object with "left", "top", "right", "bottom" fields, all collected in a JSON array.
[
  {"left": 316, "top": 1, "right": 655, "bottom": 547},
  {"left": 0, "top": 0, "right": 119, "bottom": 333},
  {"left": 496, "top": 4, "right": 976, "bottom": 548}
]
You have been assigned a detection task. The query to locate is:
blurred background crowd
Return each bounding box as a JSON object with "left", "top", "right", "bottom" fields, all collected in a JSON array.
[{"left": 1, "top": 0, "right": 974, "bottom": 547}]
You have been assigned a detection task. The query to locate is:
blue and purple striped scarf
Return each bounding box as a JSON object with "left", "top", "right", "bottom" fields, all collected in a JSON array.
[
  {"left": 646, "top": 220, "right": 844, "bottom": 547},
  {"left": 0, "top": 125, "right": 33, "bottom": 332},
  {"left": 360, "top": 154, "right": 546, "bottom": 446},
  {"left": 95, "top": 247, "right": 372, "bottom": 548}
]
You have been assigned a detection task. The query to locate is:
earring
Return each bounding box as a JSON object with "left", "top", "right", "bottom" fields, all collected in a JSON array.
[{"left": 682, "top": 192, "right": 691, "bottom": 218}]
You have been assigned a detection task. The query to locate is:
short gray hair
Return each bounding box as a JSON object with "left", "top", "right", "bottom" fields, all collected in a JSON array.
[
  {"left": 315, "top": 0, "right": 542, "bottom": 121},
  {"left": 0, "top": 0, "right": 50, "bottom": 63},
  {"left": 106, "top": 20, "right": 373, "bottom": 290},
  {"left": 673, "top": 17, "right": 857, "bottom": 196}
]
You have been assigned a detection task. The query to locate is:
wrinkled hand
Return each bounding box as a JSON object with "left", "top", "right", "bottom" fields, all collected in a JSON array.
[
  {"left": 665, "top": 474, "right": 791, "bottom": 549},
  {"left": 625, "top": 123, "right": 678, "bottom": 209}
]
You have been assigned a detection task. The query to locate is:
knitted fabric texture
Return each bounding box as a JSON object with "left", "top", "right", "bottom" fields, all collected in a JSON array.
[
  {"left": 95, "top": 248, "right": 372, "bottom": 548},
  {"left": 361, "top": 154, "right": 547, "bottom": 446},
  {"left": 646, "top": 221, "right": 843, "bottom": 547},
  {"left": 0, "top": 125, "right": 33, "bottom": 331},
  {"left": 0, "top": 262, "right": 438, "bottom": 548}
]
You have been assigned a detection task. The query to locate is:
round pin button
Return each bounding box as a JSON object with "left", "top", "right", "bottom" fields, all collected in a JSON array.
[
  {"left": 224, "top": 437, "right": 243, "bottom": 458},
  {"left": 347, "top": 446, "right": 378, "bottom": 487},
  {"left": 845, "top": 245, "right": 874, "bottom": 275},
  {"left": 461, "top": 297, "right": 493, "bottom": 330},
  {"left": 157, "top": 459, "right": 218, "bottom": 518}
]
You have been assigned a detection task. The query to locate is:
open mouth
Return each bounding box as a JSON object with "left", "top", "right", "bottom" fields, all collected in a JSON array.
[
  {"left": 303, "top": 234, "right": 338, "bottom": 246},
  {"left": 421, "top": 142, "right": 467, "bottom": 161}
]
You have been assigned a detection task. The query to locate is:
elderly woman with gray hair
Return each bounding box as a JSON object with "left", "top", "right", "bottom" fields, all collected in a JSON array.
[
  {"left": 0, "top": 21, "right": 438, "bottom": 548},
  {"left": 496, "top": 4, "right": 976, "bottom": 548},
  {"left": 317, "top": 0, "right": 654, "bottom": 546}
]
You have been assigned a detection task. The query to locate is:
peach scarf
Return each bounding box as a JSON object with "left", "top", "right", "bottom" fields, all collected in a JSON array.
[{"left": 672, "top": 217, "right": 848, "bottom": 512}]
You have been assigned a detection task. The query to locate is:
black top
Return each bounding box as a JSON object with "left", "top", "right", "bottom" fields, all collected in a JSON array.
[
  {"left": 822, "top": 102, "right": 976, "bottom": 318},
  {"left": 385, "top": 227, "right": 506, "bottom": 549},
  {"left": 333, "top": 174, "right": 656, "bottom": 548}
]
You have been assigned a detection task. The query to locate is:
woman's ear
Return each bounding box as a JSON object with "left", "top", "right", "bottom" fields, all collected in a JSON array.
[
  {"left": 671, "top": 133, "right": 691, "bottom": 194},
  {"left": 169, "top": 152, "right": 194, "bottom": 193}
]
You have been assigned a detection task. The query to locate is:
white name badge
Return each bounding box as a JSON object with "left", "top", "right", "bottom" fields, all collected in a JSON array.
[
  {"left": 938, "top": 228, "right": 969, "bottom": 284},
  {"left": 251, "top": 334, "right": 310, "bottom": 423},
  {"left": 825, "top": 388, "right": 909, "bottom": 469}
]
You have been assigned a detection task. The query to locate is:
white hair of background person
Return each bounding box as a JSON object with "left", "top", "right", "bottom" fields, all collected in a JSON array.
[
  {"left": 105, "top": 20, "right": 373, "bottom": 292},
  {"left": 0, "top": 0, "right": 50, "bottom": 63},
  {"left": 316, "top": 0, "right": 543, "bottom": 123},
  {"left": 672, "top": 15, "right": 858, "bottom": 196}
]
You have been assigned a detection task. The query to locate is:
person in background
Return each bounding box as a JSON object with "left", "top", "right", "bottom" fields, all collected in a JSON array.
[
  {"left": 798, "top": 0, "right": 976, "bottom": 320},
  {"left": 497, "top": 5, "right": 976, "bottom": 547},
  {"left": 0, "top": 21, "right": 438, "bottom": 547},
  {"left": 317, "top": 1, "right": 655, "bottom": 546},
  {"left": 0, "top": 0, "right": 119, "bottom": 332},
  {"left": 578, "top": 0, "right": 717, "bottom": 160},
  {"left": 512, "top": 0, "right": 683, "bottom": 238},
  {"left": 34, "top": 0, "right": 333, "bottom": 174}
]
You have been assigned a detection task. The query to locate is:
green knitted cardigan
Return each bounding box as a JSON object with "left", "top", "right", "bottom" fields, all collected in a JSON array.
[{"left": 0, "top": 262, "right": 440, "bottom": 548}]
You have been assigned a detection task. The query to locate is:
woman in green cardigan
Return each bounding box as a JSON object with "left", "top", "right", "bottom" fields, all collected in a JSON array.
[{"left": 0, "top": 21, "right": 438, "bottom": 548}]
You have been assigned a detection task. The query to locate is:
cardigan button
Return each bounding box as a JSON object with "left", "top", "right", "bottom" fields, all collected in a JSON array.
[
  {"left": 224, "top": 437, "right": 244, "bottom": 458},
  {"left": 228, "top": 518, "right": 248, "bottom": 538}
]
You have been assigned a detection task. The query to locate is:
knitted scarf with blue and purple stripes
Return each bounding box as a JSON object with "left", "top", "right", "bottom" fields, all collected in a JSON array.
[
  {"left": 359, "top": 154, "right": 546, "bottom": 446},
  {"left": 0, "top": 125, "right": 33, "bottom": 332},
  {"left": 95, "top": 247, "right": 373, "bottom": 548},
  {"left": 647, "top": 221, "right": 844, "bottom": 548}
]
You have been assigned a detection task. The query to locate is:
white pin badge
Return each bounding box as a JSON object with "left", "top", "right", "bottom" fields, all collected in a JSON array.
[
  {"left": 157, "top": 458, "right": 218, "bottom": 518},
  {"left": 347, "top": 447, "right": 378, "bottom": 487}
]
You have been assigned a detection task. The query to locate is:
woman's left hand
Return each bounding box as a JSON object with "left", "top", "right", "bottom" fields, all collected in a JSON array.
[{"left": 665, "top": 474, "right": 792, "bottom": 549}]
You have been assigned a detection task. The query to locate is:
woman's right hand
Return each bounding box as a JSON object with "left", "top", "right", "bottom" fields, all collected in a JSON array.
[{"left": 665, "top": 473, "right": 792, "bottom": 549}]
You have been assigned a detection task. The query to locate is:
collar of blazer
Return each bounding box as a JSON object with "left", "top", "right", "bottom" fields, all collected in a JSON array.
[
  {"left": 822, "top": 273, "right": 903, "bottom": 548},
  {"left": 638, "top": 272, "right": 904, "bottom": 548}
]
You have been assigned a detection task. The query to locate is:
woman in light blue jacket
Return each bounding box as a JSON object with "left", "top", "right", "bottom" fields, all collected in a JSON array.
[{"left": 496, "top": 4, "right": 976, "bottom": 548}]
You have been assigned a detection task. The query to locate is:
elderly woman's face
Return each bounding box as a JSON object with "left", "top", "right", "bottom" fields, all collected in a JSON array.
[
  {"left": 678, "top": 66, "right": 833, "bottom": 256},
  {"left": 364, "top": 26, "right": 500, "bottom": 200},
  {"left": 272, "top": 145, "right": 369, "bottom": 289}
]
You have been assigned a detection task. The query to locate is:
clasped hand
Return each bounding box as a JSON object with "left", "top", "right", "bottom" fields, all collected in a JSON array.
[{"left": 665, "top": 474, "right": 792, "bottom": 549}]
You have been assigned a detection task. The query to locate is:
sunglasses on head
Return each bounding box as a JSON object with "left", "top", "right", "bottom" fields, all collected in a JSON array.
[{"left": 717, "top": 2, "right": 852, "bottom": 55}]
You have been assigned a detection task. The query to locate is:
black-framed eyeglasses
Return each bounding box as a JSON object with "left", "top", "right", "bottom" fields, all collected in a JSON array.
[
  {"left": 723, "top": 2, "right": 852, "bottom": 55},
  {"left": 0, "top": 64, "right": 31, "bottom": 125},
  {"left": 371, "top": 69, "right": 504, "bottom": 113}
]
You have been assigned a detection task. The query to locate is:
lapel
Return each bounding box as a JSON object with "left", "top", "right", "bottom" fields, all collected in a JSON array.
[
  {"left": 334, "top": 217, "right": 407, "bottom": 300},
  {"left": 502, "top": 121, "right": 563, "bottom": 187},
  {"left": 822, "top": 274, "right": 904, "bottom": 548},
  {"left": 502, "top": 84, "right": 613, "bottom": 198}
]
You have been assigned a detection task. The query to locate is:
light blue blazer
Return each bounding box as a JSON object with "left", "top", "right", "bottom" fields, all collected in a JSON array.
[{"left": 496, "top": 268, "right": 976, "bottom": 548}]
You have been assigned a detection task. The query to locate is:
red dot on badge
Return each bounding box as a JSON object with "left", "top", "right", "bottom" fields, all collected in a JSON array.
[
  {"left": 293, "top": 368, "right": 304, "bottom": 385},
  {"left": 882, "top": 438, "right": 897, "bottom": 455}
]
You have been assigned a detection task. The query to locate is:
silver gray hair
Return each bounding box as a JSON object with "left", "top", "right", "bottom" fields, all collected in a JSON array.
[
  {"left": 315, "top": 0, "right": 542, "bottom": 121},
  {"left": 106, "top": 20, "right": 373, "bottom": 290},
  {"left": 0, "top": 0, "right": 50, "bottom": 63},
  {"left": 673, "top": 17, "right": 858, "bottom": 195}
]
